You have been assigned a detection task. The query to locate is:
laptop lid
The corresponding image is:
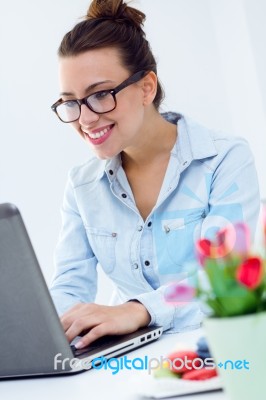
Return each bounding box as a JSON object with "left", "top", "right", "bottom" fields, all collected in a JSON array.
[
  {"left": 0, "top": 203, "right": 162, "bottom": 379},
  {"left": 0, "top": 203, "right": 74, "bottom": 378}
]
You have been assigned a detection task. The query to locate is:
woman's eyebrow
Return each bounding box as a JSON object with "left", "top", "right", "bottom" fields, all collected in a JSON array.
[{"left": 60, "top": 80, "right": 114, "bottom": 96}]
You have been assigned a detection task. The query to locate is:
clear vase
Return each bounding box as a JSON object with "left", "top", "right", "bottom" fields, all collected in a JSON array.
[{"left": 204, "top": 312, "right": 266, "bottom": 400}]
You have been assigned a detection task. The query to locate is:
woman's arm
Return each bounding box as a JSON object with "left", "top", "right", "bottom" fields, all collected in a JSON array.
[{"left": 50, "top": 177, "right": 98, "bottom": 316}]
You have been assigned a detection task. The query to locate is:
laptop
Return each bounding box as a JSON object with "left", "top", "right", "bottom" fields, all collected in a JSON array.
[{"left": 0, "top": 203, "right": 162, "bottom": 379}]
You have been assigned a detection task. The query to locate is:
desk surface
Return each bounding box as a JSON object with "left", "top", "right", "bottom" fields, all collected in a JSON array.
[{"left": 0, "top": 328, "right": 228, "bottom": 400}]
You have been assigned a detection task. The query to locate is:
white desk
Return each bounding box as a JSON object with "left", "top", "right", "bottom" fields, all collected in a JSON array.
[{"left": 0, "top": 328, "right": 228, "bottom": 400}]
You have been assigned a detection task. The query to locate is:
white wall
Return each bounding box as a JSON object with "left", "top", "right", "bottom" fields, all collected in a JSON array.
[
  {"left": 141, "top": 0, "right": 266, "bottom": 196},
  {"left": 1, "top": 0, "right": 265, "bottom": 303}
]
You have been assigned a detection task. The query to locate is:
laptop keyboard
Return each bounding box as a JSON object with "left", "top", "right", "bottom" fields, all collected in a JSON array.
[{"left": 71, "top": 334, "right": 122, "bottom": 356}]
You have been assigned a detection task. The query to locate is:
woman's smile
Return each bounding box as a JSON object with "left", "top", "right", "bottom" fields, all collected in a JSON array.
[{"left": 82, "top": 123, "right": 115, "bottom": 145}]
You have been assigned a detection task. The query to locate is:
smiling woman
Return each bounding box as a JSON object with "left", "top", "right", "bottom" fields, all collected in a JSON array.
[
  {"left": 55, "top": 46, "right": 162, "bottom": 160},
  {"left": 49, "top": 0, "right": 260, "bottom": 350}
]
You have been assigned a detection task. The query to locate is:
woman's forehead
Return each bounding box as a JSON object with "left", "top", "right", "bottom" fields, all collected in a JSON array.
[
  {"left": 59, "top": 48, "right": 124, "bottom": 73},
  {"left": 58, "top": 49, "right": 128, "bottom": 95}
]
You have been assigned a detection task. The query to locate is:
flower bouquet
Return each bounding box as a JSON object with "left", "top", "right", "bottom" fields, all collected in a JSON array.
[
  {"left": 165, "top": 211, "right": 266, "bottom": 400},
  {"left": 195, "top": 221, "right": 266, "bottom": 317}
]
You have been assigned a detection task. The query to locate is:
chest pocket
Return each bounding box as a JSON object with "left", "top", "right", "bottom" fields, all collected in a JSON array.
[
  {"left": 85, "top": 227, "right": 117, "bottom": 274},
  {"left": 154, "top": 208, "right": 206, "bottom": 275}
]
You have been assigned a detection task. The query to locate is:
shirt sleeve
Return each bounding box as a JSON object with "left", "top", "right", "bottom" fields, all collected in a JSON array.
[
  {"left": 49, "top": 176, "right": 98, "bottom": 316},
  {"left": 128, "top": 138, "right": 260, "bottom": 332},
  {"left": 129, "top": 285, "right": 203, "bottom": 332}
]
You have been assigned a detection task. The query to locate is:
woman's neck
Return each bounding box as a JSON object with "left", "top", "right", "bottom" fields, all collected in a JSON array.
[{"left": 121, "top": 109, "right": 177, "bottom": 169}]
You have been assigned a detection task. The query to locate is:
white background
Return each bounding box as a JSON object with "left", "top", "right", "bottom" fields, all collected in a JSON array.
[{"left": 0, "top": 0, "right": 265, "bottom": 303}]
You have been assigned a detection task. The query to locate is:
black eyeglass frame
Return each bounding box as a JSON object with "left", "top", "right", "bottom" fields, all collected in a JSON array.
[{"left": 51, "top": 70, "right": 149, "bottom": 123}]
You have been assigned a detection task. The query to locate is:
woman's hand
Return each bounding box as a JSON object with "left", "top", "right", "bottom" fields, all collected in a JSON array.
[{"left": 60, "top": 302, "right": 151, "bottom": 349}]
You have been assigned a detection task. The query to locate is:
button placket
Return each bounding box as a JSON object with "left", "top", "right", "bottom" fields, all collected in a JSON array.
[{"left": 130, "top": 221, "right": 145, "bottom": 275}]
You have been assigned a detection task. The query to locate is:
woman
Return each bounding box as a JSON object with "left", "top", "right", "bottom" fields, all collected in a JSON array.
[{"left": 50, "top": 0, "right": 260, "bottom": 349}]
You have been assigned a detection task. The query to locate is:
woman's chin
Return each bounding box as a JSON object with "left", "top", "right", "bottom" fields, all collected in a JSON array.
[{"left": 91, "top": 146, "right": 121, "bottom": 160}]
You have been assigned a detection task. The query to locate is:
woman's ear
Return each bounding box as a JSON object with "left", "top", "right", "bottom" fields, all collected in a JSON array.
[{"left": 141, "top": 71, "right": 157, "bottom": 106}]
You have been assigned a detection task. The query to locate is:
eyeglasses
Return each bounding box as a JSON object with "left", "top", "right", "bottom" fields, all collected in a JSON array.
[{"left": 51, "top": 70, "right": 148, "bottom": 123}]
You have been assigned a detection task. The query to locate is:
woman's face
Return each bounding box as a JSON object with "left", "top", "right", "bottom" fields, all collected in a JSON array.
[{"left": 59, "top": 47, "right": 151, "bottom": 159}]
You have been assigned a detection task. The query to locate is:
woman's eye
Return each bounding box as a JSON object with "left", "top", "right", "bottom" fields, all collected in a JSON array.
[
  {"left": 64, "top": 101, "right": 77, "bottom": 108},
  {"left": 93, "top": 91, "right": 110, "bottom": 100}
]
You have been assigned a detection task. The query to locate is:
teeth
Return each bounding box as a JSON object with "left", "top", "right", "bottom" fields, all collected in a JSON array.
[{"left": 88, "top": 126, "right": 111, "bottom": 139}]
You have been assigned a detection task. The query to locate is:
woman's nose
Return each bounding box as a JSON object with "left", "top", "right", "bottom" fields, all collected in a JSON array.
[{"left": 79, "top": 104, "right": 100, "bottom": 127}]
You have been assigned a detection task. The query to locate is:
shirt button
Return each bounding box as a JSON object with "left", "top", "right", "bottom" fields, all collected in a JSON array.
[
  {"left": 133, "top": 263, "right": 139, "bottom": 269},
  {"left": 121, "top": 193, "right": 127, "bottom": 198},
  {"left": 109, "top": 170, "right": 114, "bottom": 175},
  {"left": 147, "top": 222, "right": 152, "bottom": 227},
  {"left": 144, "top": 260, "right": 150, "bottom": 266},
  {"left": 138, "top": 226, "right": 143, "bottom": 231}
]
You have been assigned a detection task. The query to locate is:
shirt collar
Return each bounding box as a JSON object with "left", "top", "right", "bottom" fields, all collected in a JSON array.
[
  {"left": 105, "top": 155, "right": 122, "bottom": 182},
  {"left": 95, "top": 154, "right": 122, "bottom": 181},
  {"left": 96, "top": 112, "right": 218, "bottom": 180},
  {"left": 170, "top": 113, "right": 218, "bottom": 168}
]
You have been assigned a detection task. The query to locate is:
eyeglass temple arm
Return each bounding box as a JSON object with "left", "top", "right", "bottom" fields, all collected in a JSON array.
[{"left": 112, "top": 70, "right": 148, "bottom": 95}]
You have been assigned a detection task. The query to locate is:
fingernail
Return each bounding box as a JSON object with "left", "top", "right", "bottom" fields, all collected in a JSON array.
[{"left": 75, "top": 340, "right": 84, "bottom": 349}]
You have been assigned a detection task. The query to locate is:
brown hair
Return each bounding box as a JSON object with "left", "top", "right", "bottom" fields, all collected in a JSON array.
[{"left": 58, "top": 0, "right": 164, "bottom": 109}]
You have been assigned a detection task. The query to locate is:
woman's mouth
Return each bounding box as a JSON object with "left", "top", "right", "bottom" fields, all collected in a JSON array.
[{"left": 83, "top": 124, "right": 115, "bottom": 145}]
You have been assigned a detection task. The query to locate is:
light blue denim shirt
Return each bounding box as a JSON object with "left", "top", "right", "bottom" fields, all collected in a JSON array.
[{"left": 50, "top": 113, "right": 260, "bottom": 333}]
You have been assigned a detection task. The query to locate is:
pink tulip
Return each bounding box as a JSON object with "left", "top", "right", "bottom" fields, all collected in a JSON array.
[
  {"left": 215, "top": 222, "right": 250, "bottom": 257},
  {"left": 233, "top": 222, "right": 250, "bottom": 255},
  {"left": 215, "top": 225, "right": 235, "bottom": 258},
  {"left": 164, "top": 283, "right": 196, "bottom": 304}
]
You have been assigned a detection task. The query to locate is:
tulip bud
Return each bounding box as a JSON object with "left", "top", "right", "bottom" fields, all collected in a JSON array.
[{"left": 236, "top": 257, "right": 263, "bottom": 289}]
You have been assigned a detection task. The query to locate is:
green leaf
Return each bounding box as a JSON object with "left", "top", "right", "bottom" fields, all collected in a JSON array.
[{"left": 205, "top": 259, "right": 235, "bottom": 298}]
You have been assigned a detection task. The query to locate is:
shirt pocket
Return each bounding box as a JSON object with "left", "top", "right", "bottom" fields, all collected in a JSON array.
[
  {"left": 85, "top": 227, "right": 117, "bottom": 274},
  {"left": 156, "top": 209, "right": 206, "bottom": 275}
]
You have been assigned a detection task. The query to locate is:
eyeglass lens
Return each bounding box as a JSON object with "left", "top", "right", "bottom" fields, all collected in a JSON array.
[{"left": 56, "top": 91, "right": 116, "bottom": 122}]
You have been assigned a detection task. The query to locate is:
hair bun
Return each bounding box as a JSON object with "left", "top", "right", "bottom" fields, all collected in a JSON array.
[{"left": 86, "top": 0, "right": 145, "bottom": 31}]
